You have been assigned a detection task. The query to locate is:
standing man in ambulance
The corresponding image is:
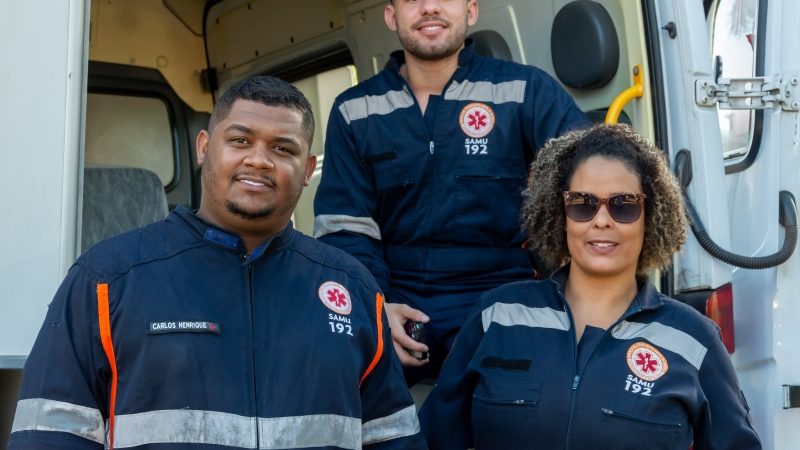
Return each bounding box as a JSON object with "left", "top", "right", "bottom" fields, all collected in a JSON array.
[
  {"left": 314, "top": 0, "right": 589, "bottom": 384},
  {"left": 10, "top": 76, "right": 425, "bottom": 449}
]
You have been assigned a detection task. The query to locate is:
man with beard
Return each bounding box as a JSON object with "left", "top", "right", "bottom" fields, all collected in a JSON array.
[
  {"left": 9, "top": 76, "right": 425, "bottom": 449},
  {"left": 314, "top": 0, "right": 590, "bottom": 384}
]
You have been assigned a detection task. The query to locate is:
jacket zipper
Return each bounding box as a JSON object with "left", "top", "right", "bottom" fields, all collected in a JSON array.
[
  {"left": 601, "top": 408, "right": 682, "bottom": 428},
  {"left": 398, "top": 61, "right": 461, "bottom": 155},
  {"left": 562, "top": 291, "right": 645, "bottom": 448},
  {"left": 473, "top": 394, "right": 538, "bottom": 406},
  {"left": 398, "top": 64, "right": 462, "bottom": 247},
  {"left": 398, "top": 82, "right": 438, "bottom": 248},
  {"left": 399, "top": 84, "right": 435, "bottom": 154},
  {"left": 246, "top": 258, "right": 260, "bottom": 449},
  {"left": 560, "top": 289, "right": 580, "bottom": 449}
]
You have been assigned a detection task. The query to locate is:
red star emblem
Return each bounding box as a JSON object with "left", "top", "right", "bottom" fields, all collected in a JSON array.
[
  {"left": 327, "top": 289, "right": 347, "bottom": 307},
  {"left": 635, "top": 351, "right": 659, "bottom": 373},
  {"left": 468, "top": 111, "right": 487, "bottom": 130}
]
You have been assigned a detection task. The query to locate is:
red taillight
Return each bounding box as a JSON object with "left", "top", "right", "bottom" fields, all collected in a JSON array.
[{"left": 706, "top": 283, "right": 735, "bottom": 353}]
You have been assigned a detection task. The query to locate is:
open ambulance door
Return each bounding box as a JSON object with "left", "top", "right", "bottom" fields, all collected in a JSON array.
[{"left": 0, "top": 1, "right": 89, "bottom": 446}]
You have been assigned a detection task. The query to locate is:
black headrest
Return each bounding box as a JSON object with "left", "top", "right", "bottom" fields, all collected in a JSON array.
[
  {"left": 467, "top": 31, "right": 513, "bottom": 61},
  {"left": 551, "top": 0, "right": 620, "bottom": 89}
]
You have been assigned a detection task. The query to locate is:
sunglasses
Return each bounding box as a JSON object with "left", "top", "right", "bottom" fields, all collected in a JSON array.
[{"left": 563, "top": 191, "right": 646, "bottom": 223}]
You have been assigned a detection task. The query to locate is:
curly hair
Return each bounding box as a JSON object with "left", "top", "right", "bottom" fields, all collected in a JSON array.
[{"left": 522, "top": 123, "right": 687, "bottom": 275}]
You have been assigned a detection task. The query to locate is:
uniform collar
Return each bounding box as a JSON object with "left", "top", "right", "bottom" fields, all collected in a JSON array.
[
  {"left": 386, "top": 39, "right": 477, "bottom": 75},
  {"left": 172, "top": 205, "right": 295, "bottom": 258},
  {"left": 548, "top": 265, "right": 664, "bottom": 312}
]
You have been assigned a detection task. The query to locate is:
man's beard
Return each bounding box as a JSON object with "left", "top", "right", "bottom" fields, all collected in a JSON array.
[
  {"left": 201, "top": 160, "right": 278, "bottom": 221},
  {"left": 397, "top": 18, "right": 467, "bottom": 61},
  {"left": 225, "top": 193, "right": 300, "bottom": 222},
  {"left": 226, "top": 201, "right": 273, "bottom": 220},
  {"left": 200, "top": 156, "right": 301, "bottom": 223}
]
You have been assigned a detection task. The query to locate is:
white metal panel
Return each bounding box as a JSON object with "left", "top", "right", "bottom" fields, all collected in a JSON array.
[
  {"left": 734, "top": 0, "right": 800, "bottom": 447},
  {"left": 655, "top": 0, "right": 734, "bottom": 291},
  {"left": 466, "top": 4, "right": 525, "bottom": 64},
  {"left": 347, "top": 2, "right": 399, "bottom": 80},
  {"left": 207, "top": 0, "right": 344, "bottom": 74},
  {"left": 0, "top": 0, "right": 88, "bottom": 363},
  {"left": 771, "top": 0, "right": 800, "bottom": 444}
]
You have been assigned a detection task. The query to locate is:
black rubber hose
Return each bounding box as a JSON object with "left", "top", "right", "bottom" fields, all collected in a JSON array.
[{"left": 685, "top": 192, "right": 798, "bottom": 269}]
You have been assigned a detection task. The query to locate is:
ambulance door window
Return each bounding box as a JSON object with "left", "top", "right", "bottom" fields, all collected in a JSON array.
[
  {"left": 291, "top": 64, "right": 358, "bottom": 235},
  {"left": 292, "top": 65, "right": 357, "bottom": 158},
  {"left": 710, "top": 0, "right": 758, "bottom": 160},
  {"left": 85, "top": 93, "right": 175, "bottom": 186}
]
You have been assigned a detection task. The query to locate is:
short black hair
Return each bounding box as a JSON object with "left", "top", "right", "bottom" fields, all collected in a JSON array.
[{"left": 209, "top": 75, "right": 315, "bottom": 148}]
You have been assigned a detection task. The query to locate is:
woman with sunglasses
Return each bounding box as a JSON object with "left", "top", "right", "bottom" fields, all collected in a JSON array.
[{"left": 419, "top": 124, "right": 761, "bottom": 449}]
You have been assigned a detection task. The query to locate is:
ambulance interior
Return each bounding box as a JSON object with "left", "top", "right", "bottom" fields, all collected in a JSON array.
[{"left": 78, "top": 0, "right": 659, "bottom": 244}]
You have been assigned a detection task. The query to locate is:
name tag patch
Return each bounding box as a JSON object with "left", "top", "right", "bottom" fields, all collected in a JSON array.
[
  {"left": 480, "top": 357, "right": 531, "bottom": 371},
  {"left": 148, "top": 321, "right": 221, "bottom": 335}
]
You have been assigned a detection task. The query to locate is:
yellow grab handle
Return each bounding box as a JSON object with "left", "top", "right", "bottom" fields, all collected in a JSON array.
[{"left": 605, "top": 64, "right": 644, "bottom": 124}]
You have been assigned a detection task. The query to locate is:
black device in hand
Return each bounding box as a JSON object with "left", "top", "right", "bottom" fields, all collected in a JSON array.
[{"left": 404, "top": 321, "right": 428, "bottom": 360}]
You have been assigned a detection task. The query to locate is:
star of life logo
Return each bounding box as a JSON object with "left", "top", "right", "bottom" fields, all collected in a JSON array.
[
  {"left": 459, "top": 102, "right": 495, "bottom": 138},
  {"left": 626, "top": 342, "right": 669, "bottom": 381},
  {"left": 318, "top": 281, "right": 352, "bottom": 315}
]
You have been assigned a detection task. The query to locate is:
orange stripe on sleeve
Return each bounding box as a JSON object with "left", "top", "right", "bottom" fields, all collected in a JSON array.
[
  {"left": 97, "top": 283, "right": 118, "bottom": 449},
  {"left": 359, "top": 292, "right": 385, "bottom": 387}
]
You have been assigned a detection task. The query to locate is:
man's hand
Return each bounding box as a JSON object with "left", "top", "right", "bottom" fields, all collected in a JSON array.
[{"left": 385, "top": 302, "right": 430, "bottom": 367}]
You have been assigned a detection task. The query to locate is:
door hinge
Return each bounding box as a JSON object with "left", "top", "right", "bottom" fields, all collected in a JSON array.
[
  {"left": 784, "top": 385, "right": 800, "bottom": 409},
  {"left": 695, "top": 76, "right": 800, "bottom": 111}
]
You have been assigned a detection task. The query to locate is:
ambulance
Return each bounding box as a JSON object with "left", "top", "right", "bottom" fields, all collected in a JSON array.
[{"left": 1, "top": 0, "right": 798, "bottom": 447}]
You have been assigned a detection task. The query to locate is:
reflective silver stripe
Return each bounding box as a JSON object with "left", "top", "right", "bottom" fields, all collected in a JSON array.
[
  {"left": 114, "top": 409, "right": 257, "bottom": 448},
  {"left": 612, "top": 320, "right": 708, "bottom": 370},
  {"left": 259, "top": 414, "right": 361, "bottom": 450},
  {"left": 12, "top": 400, "right": 414, "bottom": 448},
  {"left": 114, "top": 409, "right": 368, "bottom": 449},
  {"left": 363, "top": 405, "right": 420, "bottom": 445},
  {"left": 481, "top": 303, "right": 570, "bottom": 332},
  {"left": 338, "top": 89, "right": 414, "bottom": 124},
  {"left": 314, "top": 214, "right": 381, "bottom": 240},
  {"left": 11, "top": 398, "right": 105, "bottom": 444},
  {"left": 444, "top": 79, "right": 526, "bottom": 104}
]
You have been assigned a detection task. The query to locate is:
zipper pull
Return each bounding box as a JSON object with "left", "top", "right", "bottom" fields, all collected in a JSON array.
[
  {"left": 572, "top": 375, "right": 580, "bottom": 390},
  {"left": 429, "top": 141, "right": 434, "bottom": 154}
]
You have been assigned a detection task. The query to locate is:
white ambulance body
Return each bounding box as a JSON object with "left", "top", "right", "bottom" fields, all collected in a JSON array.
[{"left": 1, "top": 0, "right": 798, "bottom": 447}]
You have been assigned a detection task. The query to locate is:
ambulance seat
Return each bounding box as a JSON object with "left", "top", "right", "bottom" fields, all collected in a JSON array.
[
  {"left": 81, "top": 166, "right": 169, "bottom": 252},
  {"left": 468, "top": 30, "right": 513, "bottom": 61}
]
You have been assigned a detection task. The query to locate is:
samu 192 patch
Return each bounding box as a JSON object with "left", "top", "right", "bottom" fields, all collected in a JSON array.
[
  {"left": 318, "top": 281, "right": 352, "bottom": 315},
  {"left": 459, "top": 102, "right": 495, "bottom": 138},
  {"left": 626, "top": 341, "right": 668, "bottom": 381}
]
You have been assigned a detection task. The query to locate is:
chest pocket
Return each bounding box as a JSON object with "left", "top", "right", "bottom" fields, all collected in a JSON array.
[
  {"left": 454, "top": 156, "right": 526, "bottom": 182},
  {"left": 471, "top": 369, "right": 542, "bottom": 445},
  {"left": 365, "top": 151, "right": 414, "bottom": 191},
  {"left": 593, "top": 396, "right": 688, "bottom": 449},
  {"left": 473, "top": 369, "right": 541, "bottom": 406},
  {"left": 450, "top": 158, "right": 527, "bottom": 240}
]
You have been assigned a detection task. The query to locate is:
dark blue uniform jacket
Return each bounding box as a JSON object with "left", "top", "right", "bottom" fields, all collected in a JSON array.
[
  {"left": 314, "top": 43, "right": 589, "bottom": 347},
  {"left": 419, "top": 268, "right": 761, "bottom": 449},
  {"left": 10, "top": 206, "right": 425, "bottom": 450}
]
